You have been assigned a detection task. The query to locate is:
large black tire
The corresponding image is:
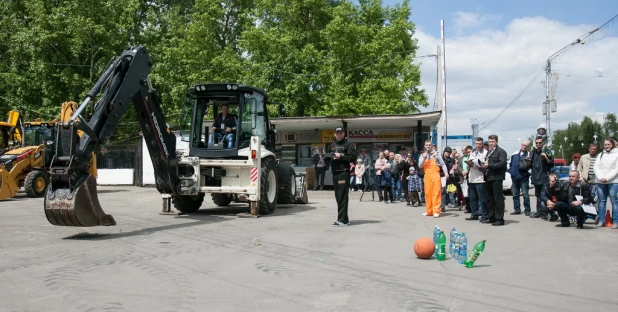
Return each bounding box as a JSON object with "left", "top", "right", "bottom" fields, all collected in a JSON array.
[
  {"left": 172, "top": 193, "right": 205, "bottom": 213},
  {"left": 259, "top": 157, "right": 278, "bottom": 215},
  {"left": 276, "top": 161, "right": 296, "bottom": 204},
  {"left": 25, "top": 170, "right": 48, "bottom": 198},
  {"left": 212, "top": 193, "right": 232, "bottom": 207}
]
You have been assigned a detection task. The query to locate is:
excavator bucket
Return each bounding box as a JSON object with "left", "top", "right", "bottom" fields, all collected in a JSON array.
[
  {"left": 44, "top": 175, "right": 116, "bottom": 226},
  {"left": 0, "top": 167, "right": 20, "bottom": 200}
]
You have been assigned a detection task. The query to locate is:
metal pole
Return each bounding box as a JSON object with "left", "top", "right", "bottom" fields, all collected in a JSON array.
[
  {"left": 441, "top": 20, "right": 447, "bottom": 148},
  {"left": 545, "top": 60, "right": 551, "bottom": 145}
]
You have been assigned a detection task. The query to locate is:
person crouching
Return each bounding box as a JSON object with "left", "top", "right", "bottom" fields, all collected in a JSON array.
[{"left": 541, "top": 171, "right": 593, "bottom": 229}]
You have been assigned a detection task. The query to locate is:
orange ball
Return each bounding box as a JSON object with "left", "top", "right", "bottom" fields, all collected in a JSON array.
[{"left": 414, "top": 237, "right": 435, "bottom": 259}]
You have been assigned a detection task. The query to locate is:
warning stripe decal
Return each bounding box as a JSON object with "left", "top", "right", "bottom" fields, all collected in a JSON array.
[{"left": 250, "top": 167, "right": 258, "bottom": 182}]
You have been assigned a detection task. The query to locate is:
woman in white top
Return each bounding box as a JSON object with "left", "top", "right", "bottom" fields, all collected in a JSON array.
[{"left": 593, "top": 137, "right": 618, "bottom": 228}]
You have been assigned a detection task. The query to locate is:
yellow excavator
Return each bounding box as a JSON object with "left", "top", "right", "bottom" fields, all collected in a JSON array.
[
  {"left": 0, "top": 102, "right": 97, "bottom": 200},
  {"left": 0, "top": 110, "right": 24, "bottom": 154}
]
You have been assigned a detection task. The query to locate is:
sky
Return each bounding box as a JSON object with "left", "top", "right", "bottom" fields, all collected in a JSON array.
[{"left": 381, "top": 0, "right": 618, "bottom": 154}]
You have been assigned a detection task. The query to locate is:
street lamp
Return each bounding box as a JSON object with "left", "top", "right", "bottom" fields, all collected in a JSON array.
[
  {"left": 559, "top": 145, "right": 564, "bottom": 159},
  {"left": 581, "top": 142, "right": 584, "bottom": 148},
  {"left": 543, "top": 27, "right": 599, "bottom": 145},
  {"left": 593, "top": 134, "right": 598, "bottom": 143}
]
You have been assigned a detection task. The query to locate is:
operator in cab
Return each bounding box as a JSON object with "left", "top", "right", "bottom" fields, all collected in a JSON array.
[
  {"left": 208, "top": 103, "right": 237, "bottom": 148},
  {"left": 329, "top": 127, "right": 357, "bottom": 227}
]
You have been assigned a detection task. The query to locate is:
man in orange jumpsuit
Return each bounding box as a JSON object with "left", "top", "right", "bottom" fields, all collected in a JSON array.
[{"left": 418, "top": 140, "right": 449, "bottom": 218}]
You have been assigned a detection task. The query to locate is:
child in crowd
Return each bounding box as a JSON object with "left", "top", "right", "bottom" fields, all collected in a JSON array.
[
  {"left": 407, "top": 167, "right": 422, "bottom": 206},
  {"left": 381, "top": 163, "right": 393, "bottom": 204}
]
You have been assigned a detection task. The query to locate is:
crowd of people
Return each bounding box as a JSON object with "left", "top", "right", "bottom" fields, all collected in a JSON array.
[{"left": 314, "top": 126, "right": 618, "bottom": 229}]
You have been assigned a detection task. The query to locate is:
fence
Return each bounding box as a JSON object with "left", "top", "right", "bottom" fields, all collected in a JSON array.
[{"left": 95, "top": 142, "right": 141, "bottom": 185}]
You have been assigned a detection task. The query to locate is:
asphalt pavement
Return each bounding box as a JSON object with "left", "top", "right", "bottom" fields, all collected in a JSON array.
[{"left": 0, "top": 186, "right": 616, "bottom": 312}]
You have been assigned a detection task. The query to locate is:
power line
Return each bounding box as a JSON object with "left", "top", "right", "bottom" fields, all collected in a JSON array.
[{"left": 479, "top": 70, "right": 543, "bottom": 132}]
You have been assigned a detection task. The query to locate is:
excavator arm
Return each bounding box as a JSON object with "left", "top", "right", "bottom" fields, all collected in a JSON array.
[{"left": 45, "top": 46, "right": 179, "bottom": 227}]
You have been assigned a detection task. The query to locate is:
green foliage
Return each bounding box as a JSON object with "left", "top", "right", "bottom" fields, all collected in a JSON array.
[
  {"left": 550, "top": 112, "right": 617, "bottom": 160},
  {"left": 1, "top": 0, "right": 428, "bottom": 137}
]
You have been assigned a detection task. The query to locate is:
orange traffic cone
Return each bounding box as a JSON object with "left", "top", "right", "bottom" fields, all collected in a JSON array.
[{"left": 605, "top": 210, "right": 613, "bottom": 227}]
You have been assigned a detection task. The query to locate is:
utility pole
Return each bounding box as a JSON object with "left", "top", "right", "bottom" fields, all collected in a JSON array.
[{"left": 543, "top": 27, "right": 600, "bottom": 145}]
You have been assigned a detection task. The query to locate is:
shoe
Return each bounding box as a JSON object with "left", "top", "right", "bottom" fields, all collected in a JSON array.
[
  {"left": 480, "top": 219, "right": 492, "bottom": 223},
  {"left": 465, "top": 216, "right": 479, "bottom": 221},
  {"left": 434, "top": 214, "right": 440, "bottom": 218},
  {"left": 440, "top": 208, "right": 446, "bottom": 213},
  {"left": 491, "top": 220, "right": 505, "bottom": 226},
  {"left": 541, "top": 215, "right": 548, "bottom": 220},
  {"left": 549, "top": 215, "right": 559, "bottom": 222},
  {"left": 524, "top": 212, "right": 530, "bottom": 216},
  {"left": 530, "top": 213, "right": 541, "bottom": 218},
  {"left": 577, "top": 224, "right": 584, "bottom": 229},
  {"left": 596, "top": 222, "right": 604, "bottom": 227},
  {"left": 510, "top": 211, "right": 521, "bottom": 215},
  {"left": 612, "top": 224, "right": 618, "bottom": 229},
  {"left": 422, "top": 212, "right": 433, "bottom": 217},
  {"left": 464, "top": 210, "right": 471, "bottom": 214},
  {"left": 555, "top": 223, "right": 570, "bottom": 227},
  {"left": 332, "top": 221, "right": 348, "bottom": 227}
]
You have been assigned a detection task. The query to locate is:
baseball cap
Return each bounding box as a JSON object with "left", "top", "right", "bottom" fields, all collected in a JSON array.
[{"left": 334, "top": 127, "right": 345, "bottom": 132}]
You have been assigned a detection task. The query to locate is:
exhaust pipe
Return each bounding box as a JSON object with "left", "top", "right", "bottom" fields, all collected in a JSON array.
[{"left": 44, "top": 174, "right": 116, "bottom": 226}]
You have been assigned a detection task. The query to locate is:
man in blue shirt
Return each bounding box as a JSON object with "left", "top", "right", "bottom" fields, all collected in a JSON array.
[{"left": 508, "top": 141, "right": 531, "bottom": 216}]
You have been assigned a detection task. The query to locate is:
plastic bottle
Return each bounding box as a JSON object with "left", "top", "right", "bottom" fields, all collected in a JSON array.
[
  {"left": 464, "top": 239, "right": 486, "bottom": 268},
  {"left": 454, "top": 232, "right": 461, "bottom": 260},
  {"left": 437, "top": 231, "right": 446, "bottom": 261},
  {"left": 433, "top": 226, "right": 440, "bottom": 258},
  {"left": 449, "top": 227, "right": 456, "bottom": 257},
  {"left": 458, "top": 233, "right": 467, "bottom": 264}
]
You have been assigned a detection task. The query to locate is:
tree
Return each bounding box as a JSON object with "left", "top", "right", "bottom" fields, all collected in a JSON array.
[
  {"left": 550, "top": 112, "right": 617, "bottom": 160},
  {"left": 241, "top": 0, "right": 428, "bottom": 116}
]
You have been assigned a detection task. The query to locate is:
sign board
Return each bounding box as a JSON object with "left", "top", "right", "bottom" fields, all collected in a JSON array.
[
  {"left": 321, "top": 130, "right": 336, "bottom": 143},
  {"left": 348, "top": 128, "right": 414, "bottom": 142},
  {"left": 275, "top": 130, "right": 321, "bottom": 144}
]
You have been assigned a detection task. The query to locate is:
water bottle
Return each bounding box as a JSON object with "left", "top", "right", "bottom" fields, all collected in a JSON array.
[
  {"left": 437, "top": 231, "right": 446, "bottom": 261},
  {"left": 464, "top": 239, "right": 486, "bottom": 268},
  {"left": 454, "top": 232, "right": 461, "bottom": 260},
  {"left": 458, "top": 233, "right": 467, "bottom": 264},
  {"left": 433, "top": 226, "right": 440, "bottom": 258},
  {"left": 449, "top": 227, "right": 456, "bottom": 257}
]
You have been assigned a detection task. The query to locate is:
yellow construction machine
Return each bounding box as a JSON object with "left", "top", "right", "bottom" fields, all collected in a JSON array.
[
  {"left": 0, "top": 102, "right": 96, "bottom": 200},
  {"left": 0, "top": 110, "right": 24, "bottom": 154}
]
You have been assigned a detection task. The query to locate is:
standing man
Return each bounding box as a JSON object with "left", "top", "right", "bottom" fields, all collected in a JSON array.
[
  {"left": 577, "top": 143, "right": 599, "bottom": 198},
  {"left": 329, "top": 127, "right": 357, "bottom": 227},
  {"left": 312, "top": 147, "right": 327, "bottom": 191},
  {"left": 457, "top": 145, "right": 473, "bottom": 213},
  {"left": 419, "top": 140, "right": 449, "bottom": 218},
  {"left": 529, "top": 136, "right": 558, "bottom": 221},
  {"left": 481, "top": 135, "right": 508, "bottom": 226},
  {"left": 508, "top": 141, "right": 531, "bottom": 216},
  {"left": 465, "top": 137, "right": 488, "bottom": 222},
  {"left": 440, "top": 147, "right": 455, "bottom": 212}
]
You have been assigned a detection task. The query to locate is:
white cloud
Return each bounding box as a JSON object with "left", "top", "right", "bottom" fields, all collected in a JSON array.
[
  {"left": 413, "top": 16, "right": 618, "bottom": 154},
  {"left": 451, "top": 11, "right": 502, "bottom": 34}
]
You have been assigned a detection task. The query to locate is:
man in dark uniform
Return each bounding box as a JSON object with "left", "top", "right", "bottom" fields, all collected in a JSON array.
[{"left": 329, "top": 127, "right": 357, "bottom": 227}]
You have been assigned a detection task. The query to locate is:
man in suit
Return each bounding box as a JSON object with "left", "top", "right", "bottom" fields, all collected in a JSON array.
[
  {"left": 480, "top": 134, "right": 508, "bottom": 226},
  {"left": 208, "top": 104, "right": 237, "bottom": 148},
  {"left": 508, "top": 141, "right": 531, "bottom": 215},
  {"left": 541, "top": 171, "right": 593, "bottom": 229}
]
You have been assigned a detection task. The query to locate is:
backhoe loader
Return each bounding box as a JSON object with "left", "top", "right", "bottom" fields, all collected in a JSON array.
[
  {"left": 44, "top": 45, "right": 306, "bottom": 227},
  {"left": 0, "top": 102, "right": 96, "bottom": 200},
  {"left": 0, "top": 110, "right": 24, "bottom": 154}
]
